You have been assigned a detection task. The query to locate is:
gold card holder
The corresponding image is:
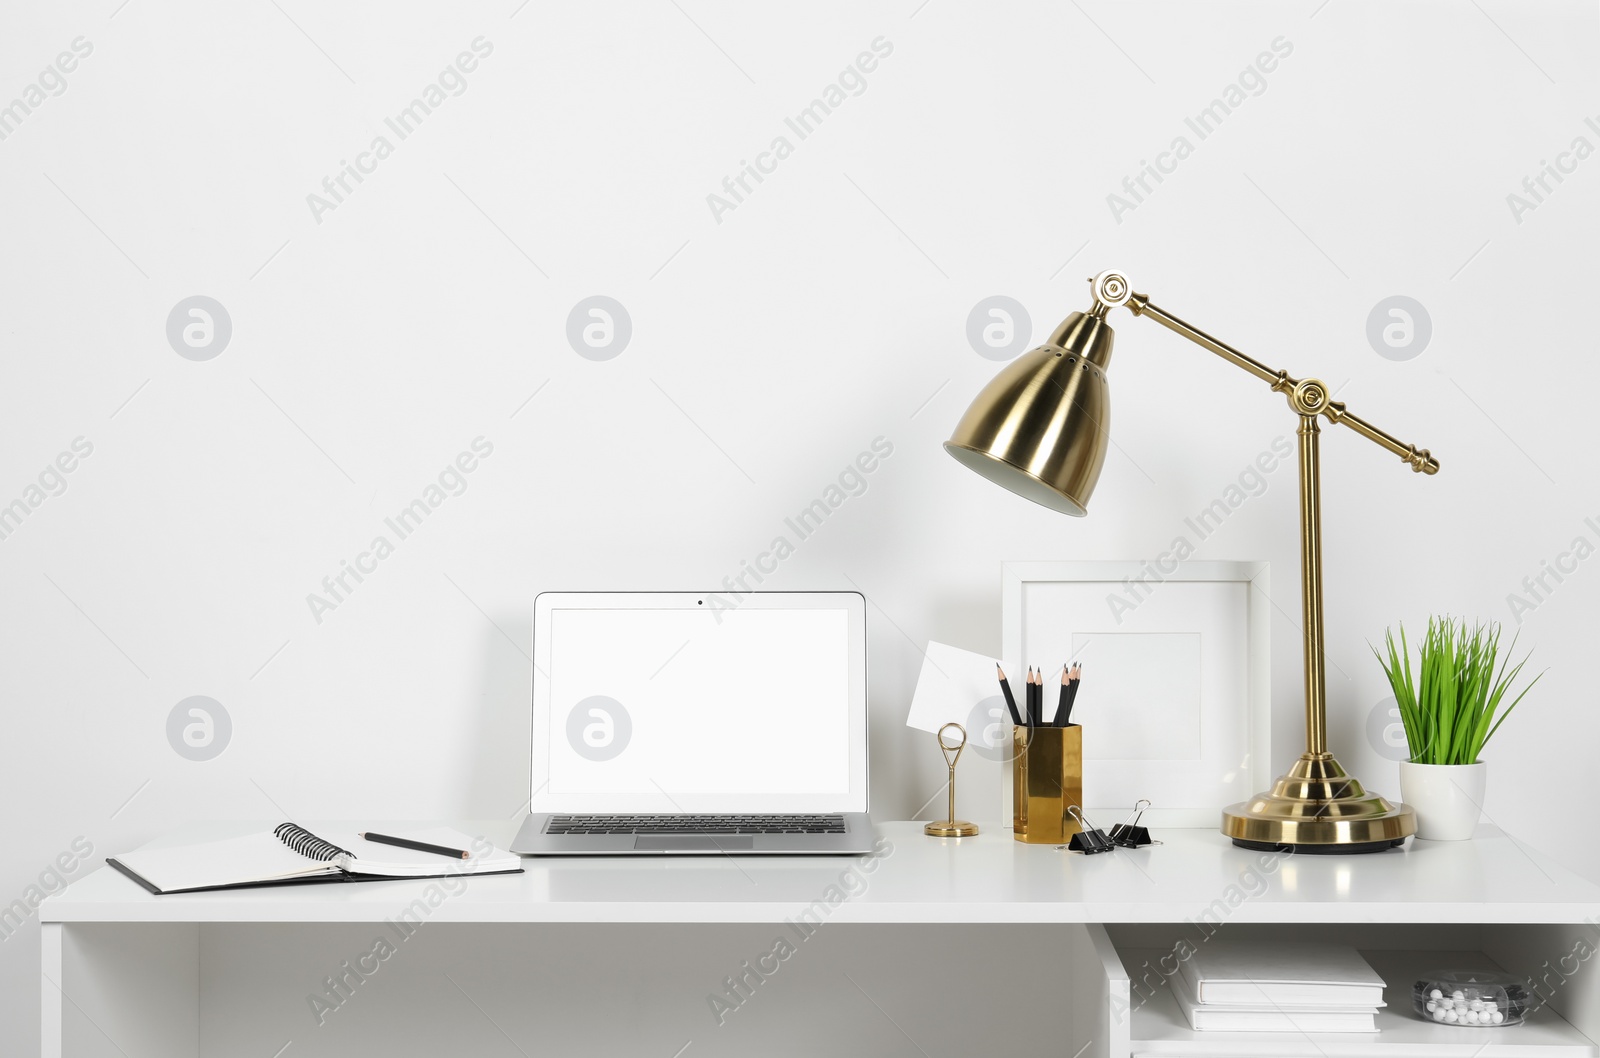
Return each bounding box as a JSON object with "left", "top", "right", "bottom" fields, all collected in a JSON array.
[
  {"left": 924, "top": 723, "right": 979, "bottom": 838},
  {"left": 1011, "top": 724, "right": 1084, "bottom": 844}
]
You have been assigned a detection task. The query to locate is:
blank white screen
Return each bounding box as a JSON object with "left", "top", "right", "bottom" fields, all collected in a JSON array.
[{"left": 547, "top": 607, "right": 851, "bottom": 797}]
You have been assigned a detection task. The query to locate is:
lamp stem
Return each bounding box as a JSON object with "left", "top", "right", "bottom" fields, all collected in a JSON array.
[{"left": 1296, "top": 412, "right": 1328, "bottom": 759}]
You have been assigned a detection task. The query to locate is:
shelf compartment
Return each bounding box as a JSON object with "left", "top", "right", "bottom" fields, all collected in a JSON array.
[{"left": 1115, "top": 945, "right": 1594, "bottom": 1058}]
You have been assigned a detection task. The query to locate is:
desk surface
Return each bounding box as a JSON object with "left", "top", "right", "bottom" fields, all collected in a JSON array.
[{"left": 43, "top": 821, "right": 1600, "bottom": 925}]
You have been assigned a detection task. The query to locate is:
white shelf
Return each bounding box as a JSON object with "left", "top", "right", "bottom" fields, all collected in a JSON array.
[{"left": 1125, "top": 947, "right": 1595, "bottom": 1058}]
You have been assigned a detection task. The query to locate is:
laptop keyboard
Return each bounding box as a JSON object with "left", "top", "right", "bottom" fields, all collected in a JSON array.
[{"left": 546, "top": 814, "right": 847, "bottom": 835}]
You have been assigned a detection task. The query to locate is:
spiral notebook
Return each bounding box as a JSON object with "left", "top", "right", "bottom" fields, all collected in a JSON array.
[{"left": 108, "top": 823, "right": 523, "bottom": 895}]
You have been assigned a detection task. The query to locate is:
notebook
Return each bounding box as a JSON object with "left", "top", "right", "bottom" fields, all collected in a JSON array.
[
  {"left": 1178, "top": 941, "right": 1386, "bottom": 1007},
  {"left": 1169, "top": 963, "right": 1379, "bottom": 1032},
  {"left": 108, "top": 824, "right": 523, "bottom": 895}
]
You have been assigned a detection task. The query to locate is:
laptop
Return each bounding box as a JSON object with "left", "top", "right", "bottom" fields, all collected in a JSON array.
[{"left": 511, "top": 591, "right": 876, "bottom": 855}]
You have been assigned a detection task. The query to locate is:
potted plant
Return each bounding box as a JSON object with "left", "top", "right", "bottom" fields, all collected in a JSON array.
[{"left": 1373, "top": 617, "right": 1540, "bottom": 841}]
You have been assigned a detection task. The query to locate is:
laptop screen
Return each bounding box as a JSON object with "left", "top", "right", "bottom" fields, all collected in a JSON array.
[{"left": 531, "top": 593, "right": 868, "bottom": 815}]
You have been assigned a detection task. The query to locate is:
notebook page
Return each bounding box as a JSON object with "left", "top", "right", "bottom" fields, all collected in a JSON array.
[
  {"left": 328, "top": 829, "right": 521, "bottom": 877},
  {"left": 114, "top": 832, "right": 338, "bottom": 892}
]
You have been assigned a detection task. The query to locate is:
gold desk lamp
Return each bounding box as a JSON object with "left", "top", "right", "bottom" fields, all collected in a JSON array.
[{"left": 946, "top": 269, "right": 1438, "bottom": 853}]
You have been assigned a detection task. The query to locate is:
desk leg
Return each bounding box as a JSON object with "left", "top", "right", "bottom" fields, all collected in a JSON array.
[
  {"left": 41, "top": 923, "right": 62, "bottom": 1058},
  {"left": 1079, "top": 923, "right": 1131, "bottom": 1058},
  {"left": 43, "top": 923, "right": 200, "bottom": 1058}
]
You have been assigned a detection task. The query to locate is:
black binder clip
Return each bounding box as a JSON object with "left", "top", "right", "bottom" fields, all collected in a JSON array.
[
  {"left": 1109, "top": 799, "right": 1156, "bottom": 849},
  {"left": 1065, "top": 806, "right": 1114, "bottom": 854}
]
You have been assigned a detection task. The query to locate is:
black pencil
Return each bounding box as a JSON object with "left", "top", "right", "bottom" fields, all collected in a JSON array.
[
  {"left": 997, "top": 665, "right": 1022, "bottom": 725},
  {"left": 1027, "top": 668, "right": 1041, "bottom": 727},
  {"left": 360, "top": 831, "right": 470, "bottom": 860},
  {"left": 1060, "top": 662, "right": 1082, "bottom": 726}
]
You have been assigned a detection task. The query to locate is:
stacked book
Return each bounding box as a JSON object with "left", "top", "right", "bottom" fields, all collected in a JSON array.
[{"left": 1171, "top": 941, "right": 1386, "bottom": 1032}]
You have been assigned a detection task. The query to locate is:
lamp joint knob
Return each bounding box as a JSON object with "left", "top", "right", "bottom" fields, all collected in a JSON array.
[
  {"left": 1289, "top": 378, "right": 1330, "bottom": 416},
  {"left": 1088, "top": 269, "right": 1134, "bottom": 310}
]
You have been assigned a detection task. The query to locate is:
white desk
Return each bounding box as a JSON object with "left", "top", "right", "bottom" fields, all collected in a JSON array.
[{"left": 43, "top": 822, "right": 1600, "bottom": 1058}]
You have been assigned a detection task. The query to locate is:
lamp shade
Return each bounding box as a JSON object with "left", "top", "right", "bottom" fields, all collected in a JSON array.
[{"left": 944, "top": 310, "right": 1115, "bottom": 516}]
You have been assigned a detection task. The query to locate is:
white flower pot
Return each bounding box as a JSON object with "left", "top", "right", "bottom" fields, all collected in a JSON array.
[{"left": 1398, "top": 760, "right": 1487, "bottom": 841}]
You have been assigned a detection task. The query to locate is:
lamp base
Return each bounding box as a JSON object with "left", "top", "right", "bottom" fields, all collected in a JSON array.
[
  {"left": 1221, "top": 753, "right": 1415, "bottom": 854},
  {"left": 924, "top": 820, "right": 979, "bottom": 838}
]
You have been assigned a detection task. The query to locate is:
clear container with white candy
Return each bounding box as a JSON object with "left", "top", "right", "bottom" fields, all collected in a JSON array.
[{"left": 1412, "top": 970, "right": 1530, "bottom": 1027}]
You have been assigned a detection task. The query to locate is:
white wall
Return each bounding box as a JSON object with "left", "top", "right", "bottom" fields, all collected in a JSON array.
[{"left": 4, "top": 0, "right": 1597, "bottom": 1052}]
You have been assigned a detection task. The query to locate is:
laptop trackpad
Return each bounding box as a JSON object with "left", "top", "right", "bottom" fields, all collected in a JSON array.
[{"left": 634, "top": 836, "right": 754, "bottom": 851}]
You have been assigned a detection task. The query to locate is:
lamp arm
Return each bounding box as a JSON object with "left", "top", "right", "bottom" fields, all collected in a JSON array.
[{"left": 1110, "top": 285, "right": 1440, "bottom": 475}]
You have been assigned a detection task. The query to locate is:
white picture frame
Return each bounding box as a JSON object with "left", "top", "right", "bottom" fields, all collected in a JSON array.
[{"left": 1000, "top": 560, "right": 1271, "bottom": 829}]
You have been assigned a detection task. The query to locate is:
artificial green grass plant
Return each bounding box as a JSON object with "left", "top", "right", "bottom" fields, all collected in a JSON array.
[{"left": 1373, "top": 617, "right": 1540, "bottom": 766}]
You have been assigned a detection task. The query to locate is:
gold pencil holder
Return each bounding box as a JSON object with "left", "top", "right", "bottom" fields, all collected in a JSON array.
[{"left": 1011, "top": 724, "right": 1084, "bottom": 844}]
